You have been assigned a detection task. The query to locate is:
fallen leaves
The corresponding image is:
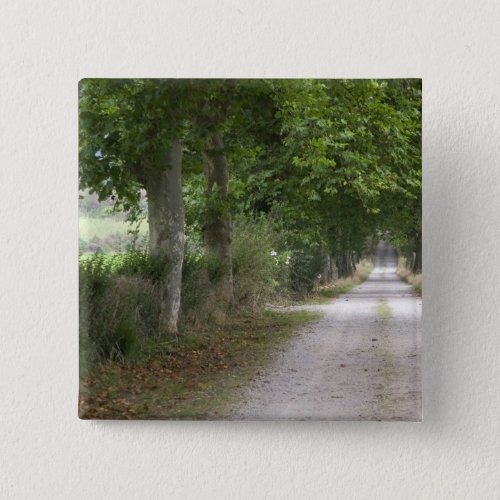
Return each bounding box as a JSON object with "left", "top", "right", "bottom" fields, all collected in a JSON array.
[{"left": 80, "top": 311, "right": 321, "bottom": 419}]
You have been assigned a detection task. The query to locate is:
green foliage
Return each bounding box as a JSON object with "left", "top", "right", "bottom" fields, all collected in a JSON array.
[
  {"left": 79, "top": 78, "right": 422, "bottom": 370},
  {"left": 80, "top": 214, "right": 296, "bottom": 365},
  {"left": 231, "top": 214, "right": 288, "bottom": 307},
  {"left": 180, "top": 214, "right": 292, "bottom": 321},
  {"left": 179, "top": 249, "right": 210, "bottom": 317},
  {"left": 80, "top": 78, "right": 421, "bottom": 260},
  {"left": 79, "top": 250, "right": 171, "bottom": 282},
  {"left": 288, "top": 249, "right": 323, "bottom": 295},
  {"left": 80, "top": 78, "right": 421, "bottom": 254},
  {"left": 225, "top": 79, "right": 421, "bottom": 258},
  {"left": 113, "top": 320, "right": 140, "bottom": 359},
  {"left": 79, "top": 78, "right": 193, "bottom": 219},
  {"left": 79, "top": 253, "right": 164, "bottom": 362}
]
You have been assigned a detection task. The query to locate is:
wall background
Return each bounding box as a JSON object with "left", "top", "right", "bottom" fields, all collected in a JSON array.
[{"left": 1, "top": 1, "right": 499, "bottom": 498}]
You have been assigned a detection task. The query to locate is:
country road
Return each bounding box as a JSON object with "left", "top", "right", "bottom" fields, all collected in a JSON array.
[{"left": 232, "top": 241, "right": 422, "bottom": 421}]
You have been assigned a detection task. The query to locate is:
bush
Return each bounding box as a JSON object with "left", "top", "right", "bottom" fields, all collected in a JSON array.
[
  {"left": 288, "top": 249, "right": 323, "bottom": 295},
  {"left": 180, "top": 248, "right": 212, "bottom": 324},
  {"left": 231, "top": 214, "right": 289, "bottom": 308},
  {"left": 79, "top": 215, "right": 328, "bottom": 366},
  {"left": 79, "top": 253, "right": 162, "bottom": 364},
  {"left": 79, "top": 250, "right": 171, "bottom": 281},
  {"left": 180, "top": 214, "right": 293, "bottom": 323}
]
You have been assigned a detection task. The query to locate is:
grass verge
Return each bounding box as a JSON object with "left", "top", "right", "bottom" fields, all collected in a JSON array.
[
  {"left": 302, "top": 259, "right": 373, "bottom": 305},
  {"left": 79, "top": 309, "right": 322, "bottom": 420},
  {"left": 397, "top": 260, "right": 422, "bottom": 296}
]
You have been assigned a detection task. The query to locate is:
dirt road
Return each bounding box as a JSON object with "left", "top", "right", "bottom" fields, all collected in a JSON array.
[{"left": 232, "top": 241, "right": 422, "bottom": 421}]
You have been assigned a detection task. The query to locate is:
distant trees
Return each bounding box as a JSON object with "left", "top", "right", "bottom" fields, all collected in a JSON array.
[
  {"left": 225, "top": 79, "right": 422, "bottom": 276},
  {"left": 79, "top": 78, "right": 422, "bottom": 335}
]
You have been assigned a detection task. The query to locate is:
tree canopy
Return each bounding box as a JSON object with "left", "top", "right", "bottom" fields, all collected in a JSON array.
[{"left": 79, "top": 78, "right": 422, "bottom": 333}]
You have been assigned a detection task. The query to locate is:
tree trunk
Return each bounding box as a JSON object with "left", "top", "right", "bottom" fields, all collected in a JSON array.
[
  {"left": 319, "top": 246, "right": 330, "bottom": 284},
  {"left": 405, "top": 251, "right": 414, "bottom": 270},
  {"left": 203, "top": 132, "right": 234, "bottom": 303},
  {"left": 351, "top": 251, "right": 357, "bottom": 271},
  {"left": 336, "top": 254, "right": 347, "bottom": 278},
  {"left": 343, "top": 252, "right": 352, "bottom": 277},
  {"left": 145, "top": 140, "right": 185, "bottom": 335},
  {"left": 330, "top": 254, "right": 338, "bottom": 281},
  {"left": 412, "top": 233, "right": 422, "bottom": 274}
]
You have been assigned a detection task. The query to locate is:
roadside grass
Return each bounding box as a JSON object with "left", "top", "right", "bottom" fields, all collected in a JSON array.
[
  {"left": 79, "top": 309, "right": 322, "bottom": 420},
  {"left": 397, "top": 260, "right": 422, "bottom": 295},
  {"left": 302, "top": 259, "right": 374, "bottom": 305}
]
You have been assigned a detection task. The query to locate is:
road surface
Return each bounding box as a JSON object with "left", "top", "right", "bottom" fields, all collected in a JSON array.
[{"left": 232, "top": 241, "right": 422, "bottom": 421}]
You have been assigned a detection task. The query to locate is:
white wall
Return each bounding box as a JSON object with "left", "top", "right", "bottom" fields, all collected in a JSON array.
[{"left": 1, "top": 1, "right": 499, "bottom": 498}]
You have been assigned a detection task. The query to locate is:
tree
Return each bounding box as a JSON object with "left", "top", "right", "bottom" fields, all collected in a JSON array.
[
  {"left": 227, "top": 79, "right": 422, "bottom": 277},
  {"left": 202, "top": 132, "right": 234, "bottom": 302},
  {"left": 79, "top": 79, "right": 188, "bottom": 334},
  {"left": 189, "top": 80, "right": 237, "bottom": 303},
  {"left": 80, "top": 77, "right": 422, "bottom": 337}
]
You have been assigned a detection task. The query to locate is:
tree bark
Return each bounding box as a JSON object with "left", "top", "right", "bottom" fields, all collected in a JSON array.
[
  {"left": 203, "top": 132, "right": 234, "bottom": 303},
  {"left": 336, "top": 255, "right": 345, "bottom": 278},
  {"left": 330, "top": 254, "right": 338, "bottom": 281},
  {"left": 319, "top": 246, "right": 331, "bottom": 284},
  {"left": 145, "top": 140, "right": 185, "bottom": 335},
  {"left": 342, "top": 252, "right": 352, "bottom": 277},
  {"left": 351, "top": 251, "right": 357, "bottom": 272},
  {"left": 412, "top": 233, "right": 422, "bottom": 274}
]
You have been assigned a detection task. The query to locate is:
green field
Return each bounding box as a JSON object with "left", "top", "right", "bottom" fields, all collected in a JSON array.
[{"left": 79, "top": 217, "right": 147, "bottom": 241}]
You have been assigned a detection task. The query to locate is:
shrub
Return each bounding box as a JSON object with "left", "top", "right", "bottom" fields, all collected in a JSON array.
[
  {"left": 113, "top": 319, "right": 140, "bottom": 359},
  {"left": 180, "top": 248, "right": 212, "bottom": 324},
  {"left": 179, "top": 214, "right": 294, "bottom": 324},
  {"left": 79, "top": 253, "right": 162, "bottom": 363},
  {"left": 231, "top": 214, "right": 287, "bottom": 308},
  {"left": 79, "top": 215, "right": 330, "bottom": 366},
  {"left": 288, "top": 249, "right": 323, "bottom": 295}
]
